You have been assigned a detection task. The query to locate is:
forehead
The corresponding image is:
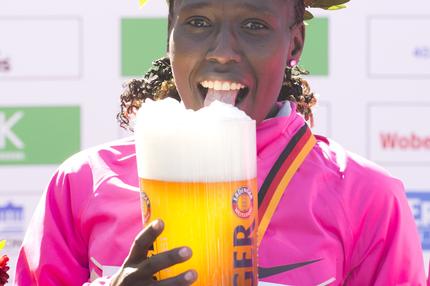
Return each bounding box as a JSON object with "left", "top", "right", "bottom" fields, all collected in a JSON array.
[{"left": 172, "top": 0, "right": 290, "bottom": 14}]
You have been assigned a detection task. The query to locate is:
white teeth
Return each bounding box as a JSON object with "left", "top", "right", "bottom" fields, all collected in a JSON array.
[
  {"left": 200, "top": 81, "right": 245, "bottom": 91},
  {"left": 214, "top": 81, "right": 222, "bottom": 90},
  {"left": 222, "top": 82, "right": 230, "bottom": 91}
]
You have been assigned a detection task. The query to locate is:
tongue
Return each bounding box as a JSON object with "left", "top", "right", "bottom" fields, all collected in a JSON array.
[{"left": 204, "top": 89, "right": 237, "bottom": 107}]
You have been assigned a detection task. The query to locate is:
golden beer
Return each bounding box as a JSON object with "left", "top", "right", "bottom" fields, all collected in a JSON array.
[
  {"left": 135, "top": 99, "right": 257, "bottom": 285},
  {"left": 140, "top": 178, "right": 258, "bottom": 285}
]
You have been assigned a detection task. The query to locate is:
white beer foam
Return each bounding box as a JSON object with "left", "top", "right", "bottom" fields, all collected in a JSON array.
[{"left": 135, "top": 98, "right": 256, "bottom": 182}]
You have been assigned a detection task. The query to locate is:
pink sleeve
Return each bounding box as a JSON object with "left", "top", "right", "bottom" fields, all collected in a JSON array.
[
  {"left": 14, "top": 157, "right": 112, "bottom": 286},
  {"left": 345, "top": 176, "right": 426, "bottom": 285}
]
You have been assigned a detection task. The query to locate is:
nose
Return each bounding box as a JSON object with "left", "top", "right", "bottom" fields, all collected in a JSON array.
[{"left": 206, "top": 24, "right": 241, "bottom": 65}]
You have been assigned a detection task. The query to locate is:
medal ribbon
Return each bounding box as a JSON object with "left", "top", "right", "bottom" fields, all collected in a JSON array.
[{"left": 257, "top": 124, "right": 317, "bottom": 246}]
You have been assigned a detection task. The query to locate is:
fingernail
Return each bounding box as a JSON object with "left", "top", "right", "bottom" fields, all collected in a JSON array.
[
  {"left": 152, "top": 220, "right": 162, "bottom": 231},
  {"left": 178, "top": 247, "right": 191, "bottom": 258},
  {"left": 184, "top": 271, "right": 195, "bottom": 282}
]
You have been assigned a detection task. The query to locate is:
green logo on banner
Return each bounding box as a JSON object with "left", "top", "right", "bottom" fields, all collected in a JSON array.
[
  {"left": 121, "top": 18, "right": 168, "bottom": 77},
  {"left": 0, "top": 106, "right": 80, "bottom": 165},
  {"left": 120, "top": 17, "right": 328, "bottom": 77},
  {"left": 300, "top": 17, "right": 329, "bottom": 76}
]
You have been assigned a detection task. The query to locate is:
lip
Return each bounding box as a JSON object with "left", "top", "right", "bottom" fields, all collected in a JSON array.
[{"left": 196, "top": 72, "right": 251, "bottom": 87}]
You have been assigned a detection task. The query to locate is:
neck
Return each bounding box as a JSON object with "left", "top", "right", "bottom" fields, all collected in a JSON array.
[{"left": 265, "top": 102, "right": 282, "bottom": 119}]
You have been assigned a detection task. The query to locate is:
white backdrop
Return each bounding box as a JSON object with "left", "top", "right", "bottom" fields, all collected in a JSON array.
[{"left": 0, "top": 0, "right": 429, "bottom": 283}]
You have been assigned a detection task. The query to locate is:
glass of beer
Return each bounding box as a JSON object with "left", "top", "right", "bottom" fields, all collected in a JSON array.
[{"left": 135, "top": 99, "right": 257, "bottom": 285}]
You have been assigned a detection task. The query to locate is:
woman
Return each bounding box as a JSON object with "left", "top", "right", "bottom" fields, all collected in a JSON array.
[{"left": 16, "top": 0, "right": 426, "bottom": 285}]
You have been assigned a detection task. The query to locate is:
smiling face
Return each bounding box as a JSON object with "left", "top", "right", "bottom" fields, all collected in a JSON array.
[{"left": 168, "top": 0, "right": 304, "bottom": 123}]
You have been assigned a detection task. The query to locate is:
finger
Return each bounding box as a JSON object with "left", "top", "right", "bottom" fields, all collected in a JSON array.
[
  {"left": 125, "top": 219, "right": 164, "bottom": 265},
  {"left": 156, "top": 269, "right": 197, "bottom": 286},
  {"left": 136, "top": 246, "right": 193, "bottom": 279}
]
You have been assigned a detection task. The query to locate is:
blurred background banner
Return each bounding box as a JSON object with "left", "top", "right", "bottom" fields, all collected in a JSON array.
[{"left": 0, "top": 0, "right": 429, "bottom": 283}]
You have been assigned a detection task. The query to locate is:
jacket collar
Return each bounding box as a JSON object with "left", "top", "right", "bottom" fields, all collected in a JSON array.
[{"left": 256, "top": 102, "right": 307, "bottom": 158}]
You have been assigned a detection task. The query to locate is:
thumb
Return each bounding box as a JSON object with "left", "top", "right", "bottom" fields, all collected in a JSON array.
[{"left": 124, "top": 219, "right": 164, "bottom": 266}]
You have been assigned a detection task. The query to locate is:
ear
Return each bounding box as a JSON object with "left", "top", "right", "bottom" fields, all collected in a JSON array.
[{"left": 287, "top": 23, "right": 305, "bottom": 65}]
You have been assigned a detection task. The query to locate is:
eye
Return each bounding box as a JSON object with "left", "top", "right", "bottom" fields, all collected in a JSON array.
[
  {"left": 242, "top": 20, "right": 268, "bottom": 31},
  {"left": 187, "top": 17, "right": 211, "bottom": 28}
]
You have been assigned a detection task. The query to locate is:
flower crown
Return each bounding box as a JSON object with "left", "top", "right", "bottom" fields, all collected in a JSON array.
[
  {"left": 304, "top": 0, "right": 350, "bottom": 20},
  {"left": 138, "top": 0, "right": 350, "bottom": 21}
]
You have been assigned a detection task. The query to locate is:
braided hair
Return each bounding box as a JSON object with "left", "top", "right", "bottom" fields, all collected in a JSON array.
[
  {"left": 118, "top": 0, "right": 317, "bottom": 131},
  {"left": 118, "top": 58, "right": 180, "bottom": 131}
]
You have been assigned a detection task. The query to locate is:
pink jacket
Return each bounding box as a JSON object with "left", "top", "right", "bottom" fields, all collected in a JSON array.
[{"left": 15, "top": 105, "right": 426, "bottom": 285}]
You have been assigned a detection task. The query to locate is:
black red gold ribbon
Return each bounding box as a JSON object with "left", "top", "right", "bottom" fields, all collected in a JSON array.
[{"left": 258, "top": 124, "right": 317, "bottom": 246}]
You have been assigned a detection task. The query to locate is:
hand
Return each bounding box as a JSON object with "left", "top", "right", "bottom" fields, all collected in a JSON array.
[{"left": 111, "top": 219, "right": 197, "bottom": 286}]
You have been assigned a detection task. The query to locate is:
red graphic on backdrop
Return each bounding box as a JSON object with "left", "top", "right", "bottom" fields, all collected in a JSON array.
[{"left": 380, "top": 133, "right": 430, "bottom": 150}]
